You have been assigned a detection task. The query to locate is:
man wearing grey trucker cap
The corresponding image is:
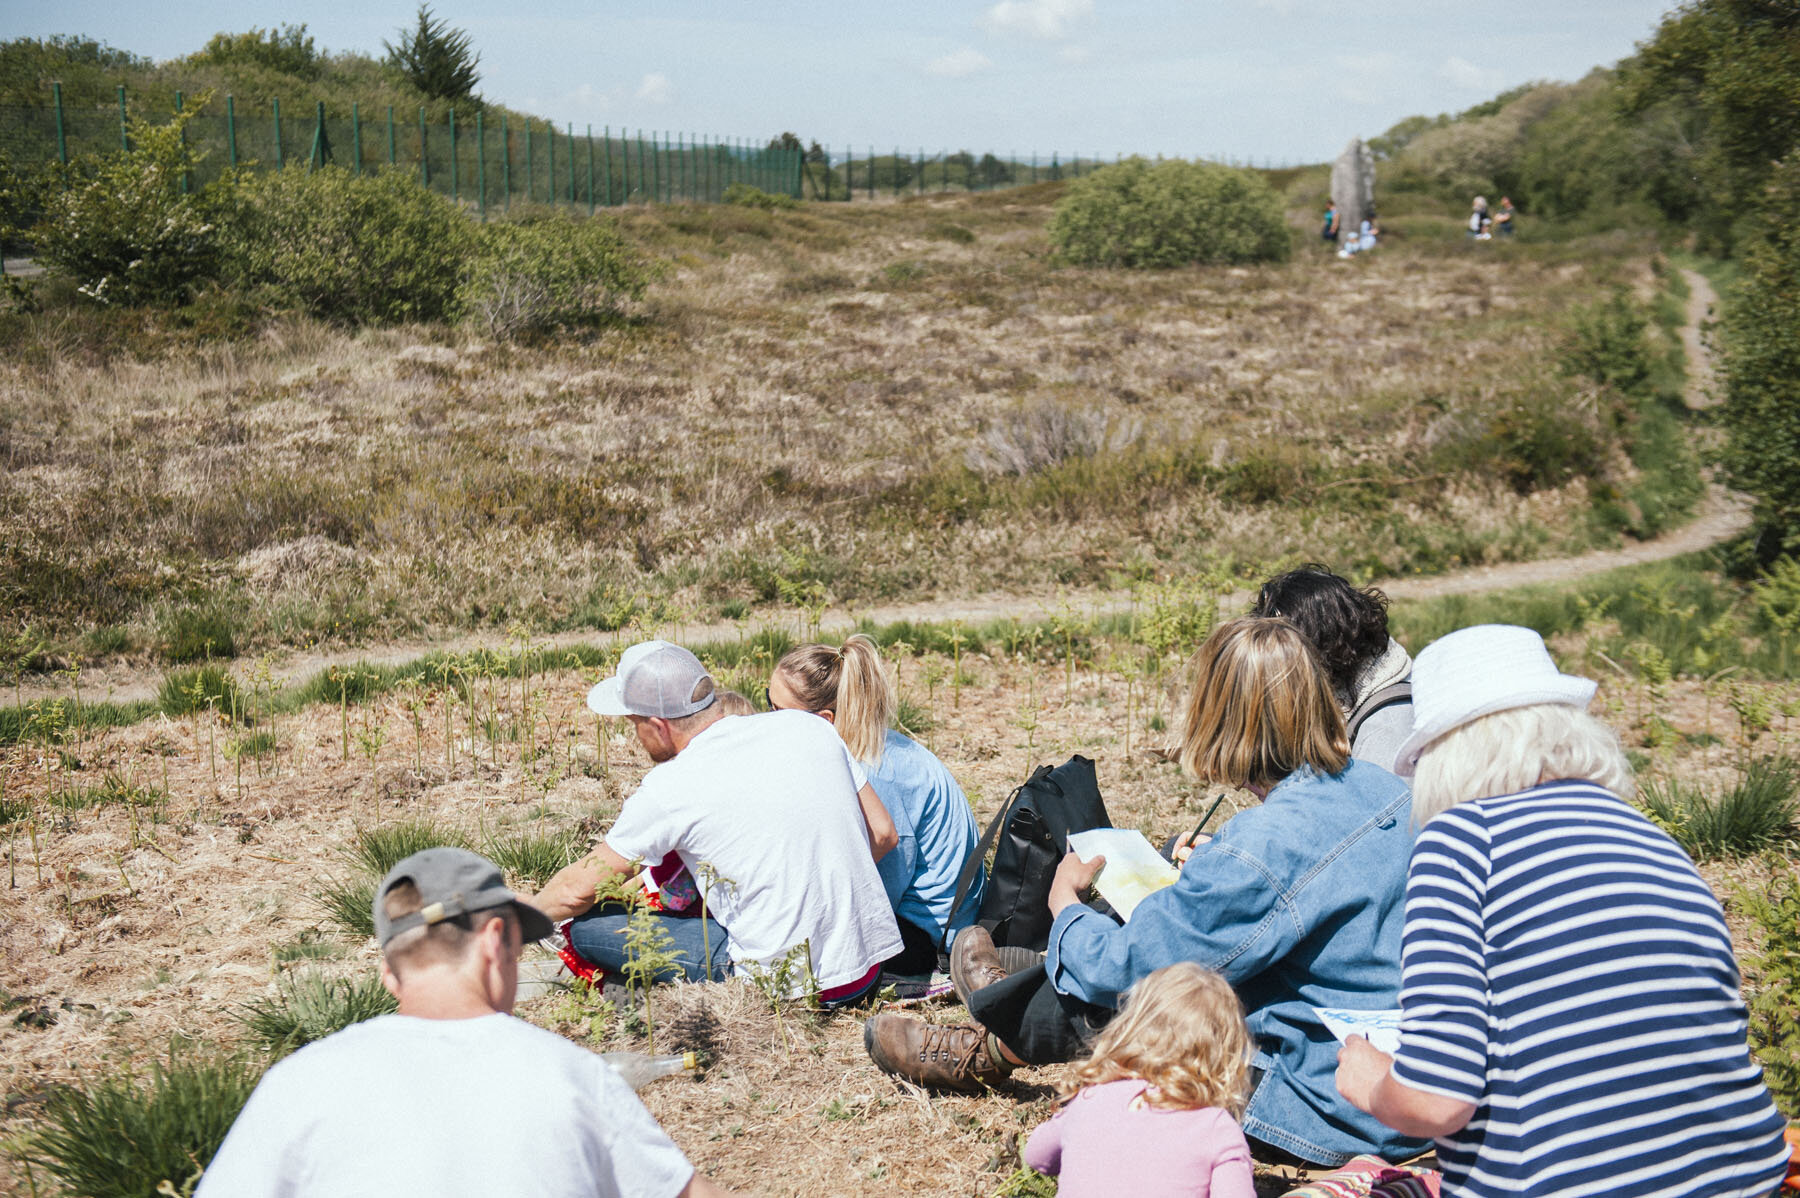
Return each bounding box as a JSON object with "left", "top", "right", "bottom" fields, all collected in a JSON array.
[
  {"left": 199, "top": 848, "right": 737, "bottom": 1197},
  {"left": 528, "top": 639, "right": 902, "bottom": 1002}
]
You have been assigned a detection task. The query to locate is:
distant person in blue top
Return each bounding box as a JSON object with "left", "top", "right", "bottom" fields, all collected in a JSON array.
[{"left": 770, "top": 635, "right": 983, "bottom": 976}]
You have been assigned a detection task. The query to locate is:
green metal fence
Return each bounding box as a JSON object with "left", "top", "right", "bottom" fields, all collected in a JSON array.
[{"left": 0, "top": 84, "right": 1135, "bottom": 214}]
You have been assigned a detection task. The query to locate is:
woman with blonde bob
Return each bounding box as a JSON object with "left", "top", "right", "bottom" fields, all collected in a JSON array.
[
  {"left": 770, "top": 635, "right": 983, "bottom": 975},
  {"left": 1336, "top": 624, "right": 1788, "bottom": 1198},
  {"left": 1024, "top": 963, "right": 1256, "bottom": 1197},
  {"left": 865, "top": 617, "right": 1425, "bottom": 1168}
]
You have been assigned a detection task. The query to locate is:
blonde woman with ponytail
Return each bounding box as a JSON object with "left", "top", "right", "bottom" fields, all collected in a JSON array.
[{"left": 771, "top": 635, "right": 984, "bottom": 975}]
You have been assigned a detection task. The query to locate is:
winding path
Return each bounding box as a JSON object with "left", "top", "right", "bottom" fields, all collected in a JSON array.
[{"left": 17, "top": 272, "right": 1745, "bottom": 706}]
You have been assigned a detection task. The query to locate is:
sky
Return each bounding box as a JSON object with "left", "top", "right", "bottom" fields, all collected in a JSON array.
[{"left": 5, "top": 0, "right": 1683, "bottom": 164}]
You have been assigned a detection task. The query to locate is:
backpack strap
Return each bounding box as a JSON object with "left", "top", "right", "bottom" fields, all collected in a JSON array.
[
  {"left": 949, "top": 764, "right": 1050, "bottom": 927},
  {"left": 1347, "top": 680, "right": 1412, "bottom": 741}
]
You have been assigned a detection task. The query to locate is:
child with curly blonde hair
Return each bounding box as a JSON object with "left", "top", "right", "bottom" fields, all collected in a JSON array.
[{"left": 1024, "top": 962, "right": 1255, "bottom": 1198}]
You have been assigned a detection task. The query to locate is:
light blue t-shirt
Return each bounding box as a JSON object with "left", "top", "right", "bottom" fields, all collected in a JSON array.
[{"left": 866, "top": 730, "right": 983, "bottom": 946}]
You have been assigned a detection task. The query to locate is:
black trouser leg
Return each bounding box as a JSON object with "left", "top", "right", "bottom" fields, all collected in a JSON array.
[
  {"left": 966, "top": 962, "right": 1111, "bottom": 1065},
  {"left": 882, "top": 918, "right": 941, "bottom": 976}
]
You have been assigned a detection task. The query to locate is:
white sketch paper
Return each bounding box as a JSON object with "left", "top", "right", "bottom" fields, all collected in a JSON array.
[
  {"left": 1315, "top": 1007, "right": 1403, "bottom": 1054},
  {"left": 1066, "top": 828, "right": 1179, "bottom": 920}
]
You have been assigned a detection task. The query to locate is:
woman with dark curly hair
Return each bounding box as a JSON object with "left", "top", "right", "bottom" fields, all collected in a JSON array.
[{"left": 1253, "top": 565, "right": 1412, "bottom": 772}]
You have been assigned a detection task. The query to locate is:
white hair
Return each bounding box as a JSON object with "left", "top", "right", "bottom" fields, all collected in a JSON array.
[{"left": 1410, "top": 704, "right": 1632, "bottom": 826}]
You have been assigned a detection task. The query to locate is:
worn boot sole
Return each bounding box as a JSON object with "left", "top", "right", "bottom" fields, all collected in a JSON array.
[{"left": 949, "top": 932, "right": 1043, "bottom": 1008}]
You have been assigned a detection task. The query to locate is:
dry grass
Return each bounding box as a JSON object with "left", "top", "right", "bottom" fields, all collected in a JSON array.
[
  {"left": 0, "top": 192, "right": 1671, "bottom": 665},
  {"left": 0, "top": 620, "right": 1794, "bottom": 1196}
]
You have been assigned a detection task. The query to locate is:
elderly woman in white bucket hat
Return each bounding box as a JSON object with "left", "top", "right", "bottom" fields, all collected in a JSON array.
[{"left": 1334, "top": 624, "right": 1788, "bottom": 1198}]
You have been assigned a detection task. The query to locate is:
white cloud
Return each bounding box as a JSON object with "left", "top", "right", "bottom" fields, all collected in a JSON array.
[
  {"left": 1438, "top": 55, "right": 1503, "bottom": 92},
  {"left": 925, "top": 48, "right": 993, "bottom": 77},
  {"left": 981, "top": 0, "right": 1093, "bottom": 40},
  {"left": 1332, "top": 52, "right": 1401, "bottom": 105},
  {"left": 636, "top": 73, "right": 672, "bottom": 104},
  {"left": 1057, "top": 44, "right": 1093, "bottom": 64}
]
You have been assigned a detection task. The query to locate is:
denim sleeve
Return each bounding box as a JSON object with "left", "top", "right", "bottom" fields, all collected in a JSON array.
[
  {"left": 874, "top": 833, "right": 918, "bottom": 910},
  {"left": 1044, "top": 842, "right": 1302, "bottom": 1008}
]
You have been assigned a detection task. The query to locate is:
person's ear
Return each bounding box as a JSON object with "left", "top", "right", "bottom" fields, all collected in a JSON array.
[
  {"left": 817, "top": 708, "right": 836, "bottom": 725},
  {"left": 379, "top": 957, "right": 403, "bottom": 1002}
]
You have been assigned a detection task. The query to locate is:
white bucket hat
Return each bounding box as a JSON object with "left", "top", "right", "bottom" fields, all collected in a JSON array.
[{"left": 1393, "top": 624, "right": 1596, "bottom": 777}]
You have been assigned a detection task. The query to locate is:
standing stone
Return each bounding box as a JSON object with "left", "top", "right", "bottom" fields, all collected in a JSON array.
[{"left": 1330, "top": 137, "right": 1376, "bottom": 243}]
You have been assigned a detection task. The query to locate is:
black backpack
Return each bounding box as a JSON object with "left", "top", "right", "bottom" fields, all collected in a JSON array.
[{"left": 950, "top": 755, "right": 1112, "bottom": 952}]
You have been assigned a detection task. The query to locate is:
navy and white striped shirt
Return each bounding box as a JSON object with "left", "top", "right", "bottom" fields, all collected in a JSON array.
[{"left": 1391, "top": 780, "right": 1788, "bottom": 1198}]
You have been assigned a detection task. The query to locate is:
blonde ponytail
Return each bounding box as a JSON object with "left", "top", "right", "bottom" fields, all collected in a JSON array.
[{"left": 774, "top": 634, "right": 897, "bottom": 764}]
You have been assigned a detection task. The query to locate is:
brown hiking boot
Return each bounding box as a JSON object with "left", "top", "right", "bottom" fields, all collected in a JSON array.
[
  {"left": 863, "top": 1014, "right": 1012, "bottom": 1093},
  {"left": 949, "top": 926, "right": 1042, "bottom": 1008}
]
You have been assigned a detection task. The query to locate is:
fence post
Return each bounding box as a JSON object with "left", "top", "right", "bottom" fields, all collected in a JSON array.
[
  {"left": 502, "top": 116, "right": 511, "bottom": 210},
  {"left": 636, "top": 130, "right": 646, "bottom": 203},
  {"left": 53, "top": 82, "right": 68, "bottom": 165},
  {"left": 350, "top": 102, "right": 360, "bottom": 174},
  {"left": 654, "top": 131, "right": 664, "bottom": 203},
  {"left": 117, "top": 85, "right": 128, "bottom": 153},
  {"left": 477, "top": 110, "right": 486, "bottom": 219},
  {"left": 547, "top": 121, "right": 556, "bottom": 206},
  {"left": 568, "top": 123, "right": 576, "bottom": 204},
  {"left": 524, "top": 120, "right": 533, "bottom": 203},
  {"left": 387, "top": 106, "right": 396, "bottom": 166},
  {"left": 310, "top": 100, "right": 327, "bottom": 171},
  {"left": 418, "top": 106, "right": 428, "bottom": 187},
  {"left": 603, "top": 126, "right": 614, "bottom": 206},
  {"left": 449, "top": 108, "right": 458, "bottom": 200},
  {"left": 273, "top": 97, "right": 283, "bottom": 168},
  {"left": 175, "top": 92, "right": 190, "bottom": 193},
  {"left": 586, "top": 125, "right": 595, "bottom": 214},
  {"left": 942, "top": 148, "right": 949, "bottom": 193}
]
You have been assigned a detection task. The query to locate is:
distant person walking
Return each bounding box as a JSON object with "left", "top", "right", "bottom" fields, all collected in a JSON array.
[
  {"left": 1494, "top": 196, "right": 1515, "bottom": 237},
  {"left": 1468, "top": 196, "right": 1490, "bottom": 240}
]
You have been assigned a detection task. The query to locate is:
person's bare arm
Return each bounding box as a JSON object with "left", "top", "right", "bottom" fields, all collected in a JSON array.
[
  {"left": 525, "top": 840, "right": 636, "bottom": 923},
  {"left": 1335, "top": 1036, "right": 1476, "bottom": 1140},
  {"left": 678, "top": 1174, "right": 742, "bottom": 1198},
  {"left": 857, "top": 782, "right": 898, "bottom": 861}
]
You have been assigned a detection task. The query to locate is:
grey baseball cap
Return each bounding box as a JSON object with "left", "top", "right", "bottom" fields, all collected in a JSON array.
[
  {"left": 373, "top": 847, "right": 554, "bottom": 948},
  {"left": 586, "top": 639, "right": 717, "bottom": 719}
]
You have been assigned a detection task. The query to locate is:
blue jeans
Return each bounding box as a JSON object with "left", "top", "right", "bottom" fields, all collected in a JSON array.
[{"left": 567, "top": 907, "right": 730, "bottom": 982}]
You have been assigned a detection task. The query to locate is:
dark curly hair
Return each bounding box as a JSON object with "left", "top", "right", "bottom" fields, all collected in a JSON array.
[{"left": 1251, "top": 565, "right": 1391, "bottom": 703}]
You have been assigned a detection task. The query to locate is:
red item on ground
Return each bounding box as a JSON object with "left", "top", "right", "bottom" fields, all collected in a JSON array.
[{"left": 1783, "top": 1124, "right": 1799, "bottom": 1191}]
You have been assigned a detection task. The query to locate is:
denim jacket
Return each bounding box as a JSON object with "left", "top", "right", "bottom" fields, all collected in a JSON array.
[{"left": 1044, "top": 759, "right": 1429, "bottom": 1166}]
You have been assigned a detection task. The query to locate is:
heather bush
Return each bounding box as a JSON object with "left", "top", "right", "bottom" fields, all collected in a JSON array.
[
  {"left": 1048, "top": 157, "right": 1288, "bottom": 268},
  {"left": 218, "top": 164, "right": 470, "bottom": 324},
  {"left": 459, "top": 213, "right": 652, "bottom": 339}
]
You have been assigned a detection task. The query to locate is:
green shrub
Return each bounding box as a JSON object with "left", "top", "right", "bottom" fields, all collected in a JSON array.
[
  {"left": 316, "top": 873, "right": 377, "bottom": 939},
  {"left": 459, "top": 213, "right": 652, "bottom": 339},
  {"left": 1047, "top": 157, "right": 1289, "bottom": 268},
  {"left": 158, "top": 664, "right": 241, "bottom": 718},
  {"left": 348, "top": 818, "right": 473, "bottom": 878},
  {"left": 1718, "top": 157, "right": 1800, "bottom": 554},
  {"left": 723, "top": 182, "right": 798, "bottom": 210},
  {"left": 161, "top": 602, "right": 238, "bottom": 663},
  {"left": 485, "top": 824, "right": 584, "bottom": 888},
  {"left": 34, "top": 105, "right": 221, "bottom": 305},
  {"left": 1560, "top": 289, "right": 1653, "bottom": 399},
  {"left": 1640, "top": 756, "right": 1799, "bottom": 860},
  {"left": 22, "top": 1041, "right": 262, "bottom": 1198},
  {"left": 237, "top": 970, "right": 396, "bottom": 1059},
  {"left": 1739, "top": 862, "right": 1800, "bottom": 1117},
  {"left": 218, "top": 165, "right": 471, "bottom": 325},
  {"left": 193, "top": 24, "right": 322, "bottom": 79}
]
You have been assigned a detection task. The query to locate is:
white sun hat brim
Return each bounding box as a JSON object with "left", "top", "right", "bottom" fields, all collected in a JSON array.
[
  {"left": 586, "top": 676, "right": 632, "bottom": 716},
  {"left": 1392, "top": 624, "right": 1597, "bottom": 777}
]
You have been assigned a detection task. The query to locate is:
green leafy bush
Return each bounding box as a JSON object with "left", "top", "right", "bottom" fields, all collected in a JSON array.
[
  {"left": 193, "top": 24, "right": 322, "bottom": 79},
  {"left": 22, "top": 1041, "right": 262, "bottom": 1198},
  {"left": 316, "top": 874, "right": 378, "bottom": 939},
  {"left": 237, "top": 970, "right": 396, "bottom": 1059},
  {"left": 1739, "top": 862, "right": 1800, "bottom": 1117},
  {"left": 161, "top": 602, "right": 239, "bottom": 663},
  {"left": 459, "top": 214, "right": 652, "bottom": 339},
  {"left": 218, "top": 165, "right": 470, "bottom": 325},
  {"left": 1718, "top": 157, "right": 1800, "bottom": 555},
  {"left": 1047, "top": 157, "right": 1289, "bottom": 268},
  {"left": 485, "top": 825, "right": 584, "bottom": 888},
  {"left": 34, "top": 105, "right": 221, "bottom": 305},
  {"left": 1560, "top": 289, "right": 1653, "bottom": 400},
  {"left": 723, "top": 182, "right": 798, "bottom": 211}
]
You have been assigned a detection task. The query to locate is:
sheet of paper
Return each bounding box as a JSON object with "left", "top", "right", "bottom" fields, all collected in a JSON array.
[
  {"left": 1314, "top": 1007, "right": 1403, "bottom": 1055},
  {"left": 1066, "top": 827, "right": 1179, "bottom": 921}
]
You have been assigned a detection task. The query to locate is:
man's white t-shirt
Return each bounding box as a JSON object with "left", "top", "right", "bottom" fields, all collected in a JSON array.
[
  {"left": 195, "top": 1013, "right": 694, "bottom": 1198},
  {"left": 604, "top": 709, "right": 903, "bottom": 991}
]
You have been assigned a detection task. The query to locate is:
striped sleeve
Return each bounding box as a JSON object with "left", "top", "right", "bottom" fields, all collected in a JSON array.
[{"left": 1391, "top": 807, "right": 1491, "bottom": 1104}]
